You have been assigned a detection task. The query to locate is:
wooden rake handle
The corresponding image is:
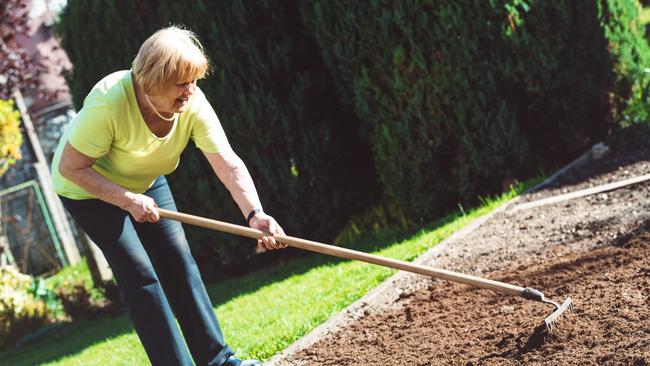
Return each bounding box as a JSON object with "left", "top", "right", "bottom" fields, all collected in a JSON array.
[{"left": 157, "top": 208, "right": 525, "bottom": 297}]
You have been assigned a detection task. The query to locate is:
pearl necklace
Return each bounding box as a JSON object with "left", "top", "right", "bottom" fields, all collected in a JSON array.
[{"left": 144, "top": 94, "right": 176, "bottom": 122}]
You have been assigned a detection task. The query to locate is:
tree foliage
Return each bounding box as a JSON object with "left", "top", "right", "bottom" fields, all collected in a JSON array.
[
  {"left": 0, "top": 0, "right": 45, "bottom": 99},
  {"left": 0, "top": 0, "right": 53, "bottom": 176}
]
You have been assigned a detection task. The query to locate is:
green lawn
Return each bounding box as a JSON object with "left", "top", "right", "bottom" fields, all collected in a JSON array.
[{"left": 0, "top": 185, "right": 524, "bottom": 365}]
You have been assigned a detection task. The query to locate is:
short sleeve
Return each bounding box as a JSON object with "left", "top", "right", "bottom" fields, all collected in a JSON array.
[
  {"left": 190, "top": 90, "right": 232, "bottom": 154},
  {"left": 67, "top": 91, "right": 114, "bottom": 158}
]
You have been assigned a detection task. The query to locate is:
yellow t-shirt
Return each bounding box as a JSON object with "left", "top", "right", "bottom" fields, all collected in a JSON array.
[{"left": 51, "top": 70, "right": 231, "bottom": 199}]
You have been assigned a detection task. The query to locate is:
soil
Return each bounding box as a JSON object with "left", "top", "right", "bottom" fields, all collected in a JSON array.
[{"left": 276, "top": 145, "right": 650, "bottom": 365}]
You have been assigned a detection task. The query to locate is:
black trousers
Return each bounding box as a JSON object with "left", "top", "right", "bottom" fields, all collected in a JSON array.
[{"left": 60, "top": 176, "right": 234, "bottom": 366}]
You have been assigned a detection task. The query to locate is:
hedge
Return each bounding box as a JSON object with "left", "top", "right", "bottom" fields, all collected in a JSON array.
[
  {"left": 300, "top": 0, "right": 650, "bottom": 222},
  {"left": 57, "top": 0, "right": 375, "bottom": 276},
  {"left": 57, "top": 0, "right": 650, "bottom": 273}
]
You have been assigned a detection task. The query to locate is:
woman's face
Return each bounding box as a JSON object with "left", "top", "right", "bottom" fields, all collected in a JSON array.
[{"left": 149, "top": 78, "right": 197, "bottom": 114}]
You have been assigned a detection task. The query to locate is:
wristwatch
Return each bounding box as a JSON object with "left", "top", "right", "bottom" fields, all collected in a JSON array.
[{"left": 247, "top": 208, "right": 263, "bottom": 224}]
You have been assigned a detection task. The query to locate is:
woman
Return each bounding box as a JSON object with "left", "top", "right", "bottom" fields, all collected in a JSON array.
[{"left": 51, "top": 26, "right": 284, "bottom": 366}]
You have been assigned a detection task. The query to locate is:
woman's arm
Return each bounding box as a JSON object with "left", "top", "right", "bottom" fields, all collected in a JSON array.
[
  {"left": 58, "top": 142, "right": 159, "bottom": 223},
  {"left": 203, "top": 149, "right": 286, "bottom": 250},
  {"left": 203, "top": 149, "right": 262, "bottom": 218}
]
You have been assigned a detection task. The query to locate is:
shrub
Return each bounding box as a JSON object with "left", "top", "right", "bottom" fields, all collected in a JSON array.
[
  {"left": 27, "top": 278, "right": 60, "bottom": 314},
  {"left": 0, "top": 266, "right": 57, "bottom": 348},
  {"left": 57, "top": 0, "right": 376, "bottom": 276},
  {"left": 47, "top": 259, "right": 121, "bottom": 319},
  {"left": 57, "top": 0, "right": 650, "bottom": 262},
  {"left": 54, "top": 281, "right": 96, "bottom": 319},
  {"left": 0, "top": 99, "right": 22, "bottom": 176},
  {"left": 301, "top": 0, "right": 650, "bottom": 224}
]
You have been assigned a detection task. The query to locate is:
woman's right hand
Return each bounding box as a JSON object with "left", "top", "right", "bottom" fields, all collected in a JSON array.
[{"left": 123, "top": 192, "right": 160, "bottom": 223}]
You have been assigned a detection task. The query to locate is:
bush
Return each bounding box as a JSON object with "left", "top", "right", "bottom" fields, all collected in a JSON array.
[
  {"left": 301, "top": 0, "right": 650, "bottom": 224},
  {"left": 46, "top": 259, "right": 121, "bottom": 319},
  {"left": 57, "top": 0, "right": 650, "bottom": 266},
  {"left": 511, "top": 0, "right": 650, "bottom": 150},
  {"left": 27, "top": 277, "right": 60, "bottom": 314},
  {"left": 0, "top": 266, "right": 57, "bottom": 348},
  {"left": 0, "top": 99, "right": 22, "bottom": 176},
  {"left": 53, "top": 280, "right": 120, "bottom": 320},
  {"left": 54, "top": 282, "right": 97, "bottom": 319},
  {"left": 57, "top": 0, "right": 376, "bottom": 276}
]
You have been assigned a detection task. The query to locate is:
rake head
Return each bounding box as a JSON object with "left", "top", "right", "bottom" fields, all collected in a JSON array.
[
  {"left": 542, "top": 296, "right": 573, "bottom": 331},
  {"left": 522, "top": 288, "right": 574, "bottom": 332}
]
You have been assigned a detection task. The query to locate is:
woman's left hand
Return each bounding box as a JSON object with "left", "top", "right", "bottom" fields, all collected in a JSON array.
[{"left": 249, "top": 212, "right": 287, "bottom": 251}]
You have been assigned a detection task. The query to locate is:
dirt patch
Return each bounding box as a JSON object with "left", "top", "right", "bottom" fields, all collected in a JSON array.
[
  {"left": 278, "top": 146, "right": 650, "bottom": 365},
  {"left": 297, "top": 230, "right": 649, "bottom": 366}
]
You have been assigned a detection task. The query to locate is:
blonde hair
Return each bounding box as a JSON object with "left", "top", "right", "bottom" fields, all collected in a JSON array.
[{"left": 132, "top": 26, "right": 209, "bottom": 95}]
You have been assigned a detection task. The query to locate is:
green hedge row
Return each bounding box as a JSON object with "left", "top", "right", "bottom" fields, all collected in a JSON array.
[
  {"left": 300, "top": 0, "right": 650, "bottom": 222},
  {"left": 57, "top": 0, "right": 650, "bottom": 274},
  {"left": 58, "top": 0, "right": 376, "bottom": 277}
]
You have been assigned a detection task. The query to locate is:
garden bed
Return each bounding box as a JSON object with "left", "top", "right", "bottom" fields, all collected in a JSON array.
[{"left": 274, "top": 145, "right": 650, "bottom": 365}]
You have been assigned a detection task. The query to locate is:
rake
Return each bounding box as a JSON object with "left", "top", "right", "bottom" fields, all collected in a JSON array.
[{"left": 157, "top": 208, "right": 573, "bottom": 331}]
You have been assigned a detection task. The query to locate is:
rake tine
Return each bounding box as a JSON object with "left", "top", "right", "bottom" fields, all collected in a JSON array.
[
  {"left": 522, "top": 288, "right": 574, "bottom": 332},
  {"left": 543, "top": 297, "right": 573, "bottom": 332}
]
